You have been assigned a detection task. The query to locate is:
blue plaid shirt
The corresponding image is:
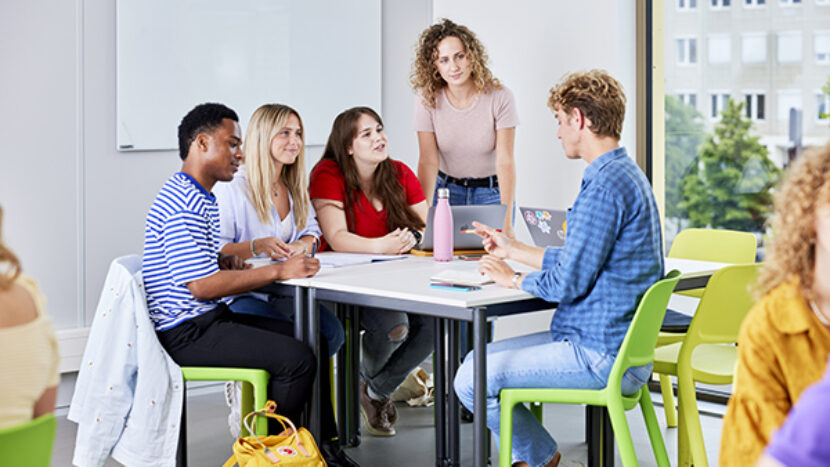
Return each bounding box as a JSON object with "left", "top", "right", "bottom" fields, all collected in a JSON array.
[{"left": 521, "top": 147, "right": 664, "bottom": 354}]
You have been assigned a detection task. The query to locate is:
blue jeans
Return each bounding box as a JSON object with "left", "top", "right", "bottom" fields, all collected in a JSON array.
[
  {"left": 453, "top": 331, "right": 652, "bottom": 467},
  {"left": 433, "top": 174, "right": 502, "bottom": 206},
  {"left": 229, "top": 295, "right": 345, "bottom": 357}
]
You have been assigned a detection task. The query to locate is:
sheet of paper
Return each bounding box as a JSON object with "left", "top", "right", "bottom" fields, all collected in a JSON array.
[
  {"left": 430, "top": 268, "right": 493, "bottom": 286},
  {"left": 315, "top": 252, "right": 408, "bottom": 268}
]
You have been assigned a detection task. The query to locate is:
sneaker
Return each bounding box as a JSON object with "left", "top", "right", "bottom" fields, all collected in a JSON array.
[
  {"left": 359, "top": 381, "right": 395, "bottom": 436},
  {"left": 224, "top": 381, "right": 242, "bottom": 438},
  {"left": 557, "top": 454, "right": 585, "bottom": 467},
  {"left": 320, "top": 440, "right": 361, "bottom": 467},
  {"left": 383, "top": 398, "right": 399, "bottom": 425}
]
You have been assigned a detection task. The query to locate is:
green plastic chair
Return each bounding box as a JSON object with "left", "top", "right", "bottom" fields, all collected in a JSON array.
[
  {"left": 658, "top": 228, "right": 757, "bottom": 427},
  {"left": 499, "top": 271, "right": 681, "bottom": 467},
  {"left": 181, "top": 366, "right": 269, "bottom": 436},
  {"left": 653, "top": 263, "right": 760, "bottom": 467},
  {"left": 0, "top": 413, "right": 57, "bottom": 467}
]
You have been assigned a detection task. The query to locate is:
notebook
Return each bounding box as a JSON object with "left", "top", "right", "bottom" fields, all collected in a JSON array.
[
  {"left": 419, "top": 204, "right": 507, "bottom": 251},
  {"left": 520, "top": 207, "right": 568, "bottom": 248},
  {"left": 430, "top": 268, "right": 493, "bottom": 286},
  {"left": 245, "top": 252, "right": 407, "bottom": 269}
]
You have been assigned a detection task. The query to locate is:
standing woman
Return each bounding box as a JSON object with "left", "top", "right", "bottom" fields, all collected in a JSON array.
[
  {"left": 411, "top": 18, "right": 519, "bottom": 237},
  {"left": 213, "top": 103, "right": 345, "bottom": 356},
  {"left": 309, "top": 107, "right": 434, "bottom": 437},
  {"left": 720, "top": 142, "right": 830, "bottom": 465}
]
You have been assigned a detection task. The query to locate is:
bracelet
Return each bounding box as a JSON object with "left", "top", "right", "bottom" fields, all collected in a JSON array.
[
  {"left": 250, "top": 238, "right": 257, "bottom": 257},
  {"left": 511, "top": 272, "right": 523, "bottom": 289}
]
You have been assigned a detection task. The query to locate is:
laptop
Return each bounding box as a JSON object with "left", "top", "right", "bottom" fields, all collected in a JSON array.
[
  {"left": 520, "top": 207, "right": 568, "bottom": 248},
  {"left": 419, "top": 204, "right": 507, "bottom": 251}
]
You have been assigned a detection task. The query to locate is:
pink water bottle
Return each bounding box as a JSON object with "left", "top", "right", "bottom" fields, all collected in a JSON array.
[{"left": 433, "top": 188, "right": 454, "bottom": 262}]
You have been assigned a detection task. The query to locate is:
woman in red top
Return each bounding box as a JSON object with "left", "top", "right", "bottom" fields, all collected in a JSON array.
[{"left": 310, "top": 106, "right": 434, "bottom": 437}]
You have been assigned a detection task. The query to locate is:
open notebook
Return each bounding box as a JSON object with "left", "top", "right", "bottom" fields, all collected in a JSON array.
[
  {"left": 245, "top": 252, "right": 408, "bottom": 269},
  {"left": 430, "top": 268, "right": 493, "bottom": 286}
]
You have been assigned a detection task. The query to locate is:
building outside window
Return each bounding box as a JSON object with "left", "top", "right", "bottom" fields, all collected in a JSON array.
[
  {"left": 816, "top": 31, "right": 830, "bottom": 64},
  {"left": 710, "top": 91, "right": 731, "bottom": 118},
  {"left": 777, "top": 90, "right": 802, "bottom": 121},
  {"left": 677, "top": 91, "right": 699, "bottom": 109},
  {"left": 744, "top": 92, "right": 766, "bottom": 120},
  {"left": 711, "top": 0, "right": 731, "bottom": 8},
  {"left": 779, "top": 0, "right": 802, "bottom": 5},
  {"left": 677, "top": 37, "right": 698, "bottom": 64},
  {"left": 816, "top": 92, "right": 830, "bottom": 121},
  {"left": 679, "top": 0, "right": 698, "bottom": 10},
  {"left": 708, "top": 34, "right": 732, "bottom": 63},
  {"left": 777, "top": 32, "right": 802, "bottom": 63},
  {"left": 744, "top": 0, "right": 766, "bottom": 7},
  {"left": 742, "top": 33, "right": 767, "bottom": 63}
]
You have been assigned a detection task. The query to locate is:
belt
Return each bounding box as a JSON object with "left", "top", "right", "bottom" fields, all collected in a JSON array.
[{"left": 438, "top": 171, "right": 499, "bottom": 188}]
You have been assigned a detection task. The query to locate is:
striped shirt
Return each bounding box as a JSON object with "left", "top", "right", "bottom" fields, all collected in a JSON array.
[
  {"left": 521, "top": 147, "right": 664, "bottom": 354},
  {"left": 142, "top": 172, "right": 221, "bottom": 331}
]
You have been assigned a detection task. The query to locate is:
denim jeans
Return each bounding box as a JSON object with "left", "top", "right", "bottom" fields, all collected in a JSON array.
[
  {"left": 433, "top": 174, "right": 502, "bottom": 206},
  {"left": 360, "top": 307, "right": 436, "bottom": 398},
  {"left": 453, "top": 331, "right": 652, "bottom": 467},
  {"left": 229, "top": 295, "right": 345, "bottom": 357}
]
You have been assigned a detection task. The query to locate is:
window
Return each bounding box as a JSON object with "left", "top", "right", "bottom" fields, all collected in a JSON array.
[
  {"left": 817, "top": 93, "right": 830, "bottom": 121},
  {"left": 710, "top": 92, "right": 731, "bottom": 118},
  {"left": 777, "top": 32, "right": 802, "bottom": 63},
  {"left": 779, "top": 0, "right": 801, "bottom": 5},
  {"left": 744, "top": 92, "right": 766, "bottom": 120},
  {"left": 777, "top": 90, "right": 802, "bottom": 121},
  {"left": 677, "top": 92, "right": 698, "bottom": 109},
  {"left": 744, "top": 0, "right": 766, "bottom": 6},
  {"left": 742, "top": 33, "right": 767, "bottom": 63},
  {"left": 678, "top": 0, "right": 698, "bottom": 9},
  {"left": 816, "top": 31, "right": 830, "bottom": 64},
  {"left": 709, "top": 35, "right": 732, "bottom": 63},
  {"left": 677, "top": 37, "right": 698, "bottom": 64},
  {"left": 711, "top": 0, "right": 731, "bottom": 7}
]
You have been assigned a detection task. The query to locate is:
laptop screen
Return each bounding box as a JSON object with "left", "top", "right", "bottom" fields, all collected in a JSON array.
[{"left": 419, "top": 204, "right": 507, "bottom": 250}]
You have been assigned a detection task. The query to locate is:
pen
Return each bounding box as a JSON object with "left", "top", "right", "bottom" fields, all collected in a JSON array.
[
  {"left": 429, "top": 282, "right": 481, "bottom": 291},
  {"left": 461, "top": 229, "right": 501, "bottom": 234},
  {"left": 310, "top": 238, "right": 318, "bottom": 258}
]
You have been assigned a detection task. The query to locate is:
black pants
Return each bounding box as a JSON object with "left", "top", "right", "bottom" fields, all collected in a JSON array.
[{"left": 157, "top": 304, "right": 337, "bottom": 439}]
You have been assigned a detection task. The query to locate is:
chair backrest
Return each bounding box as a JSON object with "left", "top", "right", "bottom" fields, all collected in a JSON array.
[
  {"left": 668, "top": 228, "right": 757, "bottom": 264},
  {"left": 682, "top": 263, "right": 761, "bottom": 349},
  {"left": 609, "top": 271, "right": 682, "bottom": 386},
  {"left": 0, "top": 414, "right": 57, "bottom": 467}
]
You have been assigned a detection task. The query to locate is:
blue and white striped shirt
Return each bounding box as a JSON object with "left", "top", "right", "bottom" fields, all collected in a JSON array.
[
  {"left": 521, "top": 147, "right": 664, "bottom": 354},
  {"left": 143, "top": 172, "right": 222, "bottom": 331}
]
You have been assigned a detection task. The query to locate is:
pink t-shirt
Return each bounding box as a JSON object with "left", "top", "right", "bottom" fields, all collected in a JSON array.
[{"left": 413, "top": 85, "right": 519, "bottom": 179}]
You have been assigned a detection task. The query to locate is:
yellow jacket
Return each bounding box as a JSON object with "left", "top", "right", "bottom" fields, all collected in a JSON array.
[{"left": 720, "top": 277, "right": 830, "bottom": 465}]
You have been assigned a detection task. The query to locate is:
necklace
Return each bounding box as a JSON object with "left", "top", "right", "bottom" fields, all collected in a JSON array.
[{"left": 810, "top": 300, "right": 830, "bottom": 326}]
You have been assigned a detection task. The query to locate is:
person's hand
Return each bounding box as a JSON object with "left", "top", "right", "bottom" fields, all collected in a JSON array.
[
  {"left": 501, "top": 223, "right": 516, "bottom": 240},
  {"left": 285, "top": 241, "right": 309, "bottom": 257},
  {"left": 253, "top": 237, "right": 292, "bottom": 260},
  {"left": 376, "top": 228, "right": 418, "bottom": 255},
  {"left": 218, "top": 253, "right": 249, "bottom": 271},
  {"left": 472, "top": 221, "right": 514, "bottom": 259},
  {"left": 276, "top": 254, "right": 321, "bottom": 279},
  {"left": 477, "top": 255, "right": 515, "bottom": 288}
]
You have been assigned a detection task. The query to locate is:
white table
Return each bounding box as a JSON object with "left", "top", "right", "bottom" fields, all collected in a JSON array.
[{"left": 265, "top": 255, "right": 730, "bottom": 467}]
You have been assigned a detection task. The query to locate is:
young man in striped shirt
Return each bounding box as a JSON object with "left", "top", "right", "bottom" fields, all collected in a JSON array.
[
  {"left": 455, "top": 70, "right": 664, "bottom": 467},
  {"left": 142, "top": 103, "right": 358, "bottom": 467}
]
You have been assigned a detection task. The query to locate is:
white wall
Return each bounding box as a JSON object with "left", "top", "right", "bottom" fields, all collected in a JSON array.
[{"left": 1, "top": 0, "right": 636, "bottom": 344}]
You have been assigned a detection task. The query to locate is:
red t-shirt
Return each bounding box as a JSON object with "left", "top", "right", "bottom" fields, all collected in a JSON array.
[{"left": 309, "top": 159, "right": 425, "bottom": 240}]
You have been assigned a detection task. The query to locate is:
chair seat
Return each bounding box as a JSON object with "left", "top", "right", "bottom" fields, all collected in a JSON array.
[
  {"left": 502, "top": 386, "right": 643, "bottom": 412},
  {"left": 656, "top": 331, "right": 685, "bottom": 346},
  {"left": 660, "top": 308, "right": 693, "bottom": 333},
  {"left": 653, "top": 343, "right": 737, "bottom": 384}
]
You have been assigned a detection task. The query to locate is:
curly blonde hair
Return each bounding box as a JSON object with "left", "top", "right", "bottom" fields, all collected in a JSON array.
[
  {"left": 757, "top": 142, "right": 830, "bottom": 301},
  {"left": 410, "top": 18, "right": 500, "bottom": 109},
  {"left": 0, "top": 205, "right": 21, "bottom": 290},
  {"left": 548, "top": 70, "right": 626, "bottom": 140}
]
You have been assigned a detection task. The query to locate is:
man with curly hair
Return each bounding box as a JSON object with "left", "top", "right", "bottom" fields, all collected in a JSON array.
[{"left": 454, "top": 70, "right": 663, "bottom": 467}]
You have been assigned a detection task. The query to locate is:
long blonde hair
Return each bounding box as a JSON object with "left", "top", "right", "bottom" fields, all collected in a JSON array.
[
  {"left": 757, "top": 142, "right": 830, "bottom": 301},
  {"left": 410, "top": 18, "right": 501, "bottom": 109},
  {"left": 0, "top": 205, "right": 21, "bottom": 290},
  {"left": 244, "top": 104, "right": 309, "bottom": 230}
]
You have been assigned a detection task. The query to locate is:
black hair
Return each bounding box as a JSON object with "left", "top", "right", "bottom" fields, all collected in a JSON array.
[{"left": 177, "top": 103, "right": 239, "bottom": 160}]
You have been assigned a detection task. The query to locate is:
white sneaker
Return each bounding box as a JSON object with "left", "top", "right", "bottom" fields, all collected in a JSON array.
[
  {"left": 557, "top": 455, "right": 586, "bottom": 467},
  {"left": 224, "top": 381, "right": 242, "bottom": 438}
]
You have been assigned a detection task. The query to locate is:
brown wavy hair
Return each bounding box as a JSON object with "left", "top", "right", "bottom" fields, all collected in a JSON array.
[
  {"left": 756, "top": 142, "right": 830, "bottom": 301},
  {"left": 0, "top": 205, "right": 21, "bottom": 290},
  {"left": 315, "top": 107, "right": 424, "bottom": 233},
  {"left": 410, "top": 18, "right": 501, "bottom": 109},
  {"left": 548, "top": 69, "right": 626, "bottom": 140},
  {"left": 243, "top": 104, "right": 309, "bottom": 230}
]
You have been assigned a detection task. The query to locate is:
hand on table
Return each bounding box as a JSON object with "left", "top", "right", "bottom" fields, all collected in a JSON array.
[
  {"left": 472, "top": 221, "right": 515, "bottom": 259},
  {"left": 219, "top": 253, "right": 249, "bottom": 271},
  {"left": 277, "top": 254, "right": 321, "bottom": 279},
  {"left": 377, "top": 228, "right": 418, "bottom": 255},
  {"left": 253, "top": 237, "right": 292, "bottom": 260},
  {"left": 286, "top": 240, "right": 310, "bottom": 257},
  {"left": 477, "top": 255, "right": 516, "bottom": 289}
]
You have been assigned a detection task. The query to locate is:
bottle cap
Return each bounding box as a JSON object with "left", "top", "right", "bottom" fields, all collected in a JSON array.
[{"left": 437, "top": 187, "right": 450, "bottom": 199}]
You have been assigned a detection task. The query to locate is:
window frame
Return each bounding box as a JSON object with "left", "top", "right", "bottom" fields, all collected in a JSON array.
[{"left": 743, "top": 91, "right": 767, "bottom": 121}]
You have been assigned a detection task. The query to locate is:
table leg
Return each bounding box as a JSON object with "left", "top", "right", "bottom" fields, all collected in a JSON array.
[
  {"left": 586, "top": 406, "right": 615, "bottom": 467},
  {"left": 293, "top": 285, "right": 305, "bottom": 341},
  {"left": 434, "top": 317, "right": 447, "bottom": 466},
  {"left": 347, "top": 306, "right": 361, "bottom": 447},
  {"left": 473, "top": 308, "right": 487, "bottom": 467},
  {"left": 307, "top": 287, "right": 322, "bottom": 441},
  {"left": 447, "top": 320, "right": 460, "bottom": 466},
  {"left": 335, "top": 304, "right": 347, "bottom": 445},
  {"left": 602, "top": 407, "right": 614, "bottom": 467}
]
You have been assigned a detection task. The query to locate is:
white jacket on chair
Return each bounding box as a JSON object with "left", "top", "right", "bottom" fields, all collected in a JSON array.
[{"left": 68, "top": 255, "right": 184, "bottom": 467}]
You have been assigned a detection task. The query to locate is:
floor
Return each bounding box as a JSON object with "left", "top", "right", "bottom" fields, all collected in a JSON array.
[{"left": 52, "top": 382, "right": 724, "bottom": 467}]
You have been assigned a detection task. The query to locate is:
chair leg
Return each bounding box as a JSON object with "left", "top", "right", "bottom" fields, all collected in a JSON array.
[
  {"left": 499, "top": 393, "right": 516, "bottom": 467},
  {"left": 606, "top": 398, "right": 637, "bottom": 467},
  {"left": 240, "top": 381, "right": 254, "bottom": 437},
  {"left": 530, "top": 402, "right": 543, "bottom": 423},
  {"left": 678, "top": 375, "right": 709, "bottom": 467},
  {"left": 639, "top": 388, "right": 671, "bottom": 467},
  {"left": 659, "top": 373, "right": 677, "bottom": 428},
  {"left": 177, "top": 385, "right": 188, "bottom": 467}
]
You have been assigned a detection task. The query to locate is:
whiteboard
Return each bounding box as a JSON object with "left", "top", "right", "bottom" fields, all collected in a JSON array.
[{"left": 116, "top": 0, "right": 381, "bottom": 150}]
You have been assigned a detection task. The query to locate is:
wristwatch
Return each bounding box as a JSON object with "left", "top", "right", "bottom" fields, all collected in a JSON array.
[
  {"left": 511, "top": 272, "right": 523, "bottom": 289},
  {"left": 411, "top": 229, "right": 423, "bottom": 247}
]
